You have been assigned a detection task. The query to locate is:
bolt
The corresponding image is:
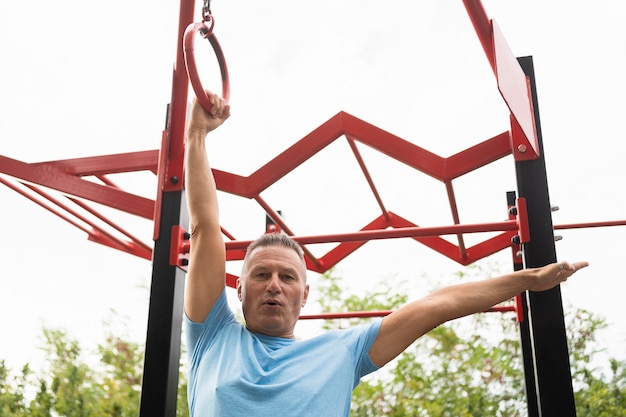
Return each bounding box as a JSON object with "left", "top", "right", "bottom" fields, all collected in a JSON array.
[
  {"left": 511, "top": 235, "right": 521, "bottom": 245},
  {"left": 517, "top": 144, "right": 527, "bottom": 153},
  {"left": 170, "top": 176, "right": 179, "bottom": 184}
]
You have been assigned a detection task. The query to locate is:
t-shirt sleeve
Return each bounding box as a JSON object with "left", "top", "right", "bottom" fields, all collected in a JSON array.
[
  {"left": 184, "top": 289, "right": 236, "bottom": 364},
  {"left": 335, "top": 319, "right": 383, "bottom": 387}
]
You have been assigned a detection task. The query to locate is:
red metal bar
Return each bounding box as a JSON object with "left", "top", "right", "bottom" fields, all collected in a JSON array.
[
  {"left": 341, "top": 113, "right": 446, "bottom": 180},
  {"left": 32, "top": 150, "right": 159, "bottom": 176},
  {"left": 225, "top": 220, "right": 520, "bottom": 250},
  {"left": 95, "top": 175, "right": 121, "bottom": 189},
  {"left": 0, "top": 176, "right": 152, "bottom": 259},
  {"left": 555, "top": 220, "right": 626, "bottom": 230},
  {"left": 0, "top": 176, "right": 91, "bottom": 235},
  {"left": 254, "top": 195, "right": 323, "bottom": 270},
  {"left": 299, "top": 305, "right": 515, "bottom": 320},
  {"left": 220, "top": 226, "right": 237, "bottom": 241},
  {"left": 224, "top": 209, "right": 512, "bottom": 273},
  {"left": 213, "top": 113, "right": 346, "bottom": 197},
  {"left": 444, "top": 131, "right": 511, "bottom": 179},
  {"left": 66, "top": 195, "right": 153, "bottom": 255},
  {"left": 515, "top": 294, "right": 524, "bottom": 323},
  {"left": 159, "top": 0, "right": 195, "bottom": 195},
  {"left": 0, "top": 155, "right": 155, "bottom": 219},
  {"left": 255, "top": 195, "right": 295, "bottom": 236},
  {"left": 445, "top": 180, "right": 467, "bottom": 260},
  {"left": 28, "top": 184, "right": 151, "bottom": 258},
  {"left": 462, "top": 0, "right": 495, "bottom": 72},
  {"left": 306, "top": 215, "right": 392, "bottom": 273},
  {"left": 515, "top": 197, "right": 530, "bottom": 243},
  {"left": 152, "top": 0, "right": 196, "bottom": 241},
  {"left": 345, "top": 135, "right": 390, "bottom": 222},
  {"left": 300, "top": 311, "right": 392, "bottom": 320},
  {"left": 226, "top": 273, "right": 238, "bottom": 289},
  {"left": 386, "top": 212, "right": 513, "bottom": 266}
]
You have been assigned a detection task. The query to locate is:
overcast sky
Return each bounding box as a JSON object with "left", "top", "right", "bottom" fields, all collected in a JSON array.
[{"left": 1, "top": 0, "right": 625, "bottom": 375}]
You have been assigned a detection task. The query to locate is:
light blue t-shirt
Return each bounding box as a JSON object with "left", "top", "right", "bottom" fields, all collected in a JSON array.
[{"left": 185, "top": 290, "right": 382, "bottom": 417}]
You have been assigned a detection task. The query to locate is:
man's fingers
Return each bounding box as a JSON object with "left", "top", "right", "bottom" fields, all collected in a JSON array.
[
  {"left": 207, "top": 93, "right": 227, "bottom": 118},
  {"left": 558, "top": 260, "right": 589, "bottom": 274},
  {"left": 572, "top": 261, "right": 589, "bottom": 271}
]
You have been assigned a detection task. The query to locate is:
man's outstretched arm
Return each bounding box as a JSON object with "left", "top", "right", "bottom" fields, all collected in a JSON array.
[
  {"left": 184, "top": 93, "right": 231, "bottom": 323},
  {"left": 368, "top": 260, "right": 589, "bottom": 367}
]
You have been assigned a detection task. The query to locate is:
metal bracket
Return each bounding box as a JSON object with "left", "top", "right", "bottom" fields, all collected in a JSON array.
[
  {"left": 510, "top": 197, "right": 530, "bottom": 245},
  {"left": 169, "top": 225, "right": 190, "bottom": 270}
]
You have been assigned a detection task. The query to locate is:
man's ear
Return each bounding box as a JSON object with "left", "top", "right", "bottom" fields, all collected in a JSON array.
[
  {"left": 301, "top": 284, "right": 310, "bottom": 307},
  {"left": 236, "top": 277, "right": 243, "bottom": 301}
]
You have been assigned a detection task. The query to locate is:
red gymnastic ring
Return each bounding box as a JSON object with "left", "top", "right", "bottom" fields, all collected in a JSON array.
[{"left": 183, "top": 19, "right": 230, "bottom": 112}]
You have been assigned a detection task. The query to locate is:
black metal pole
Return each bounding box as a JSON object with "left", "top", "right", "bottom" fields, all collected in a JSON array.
[
  {"left": 138, "top": 0, "right": 194, "bottom": 412},
  {"left": 515, "top": 56, "right": 577, "bottom": 416},
  {"left": 139, "top": 192, "right": 188, "bottom": 417}
]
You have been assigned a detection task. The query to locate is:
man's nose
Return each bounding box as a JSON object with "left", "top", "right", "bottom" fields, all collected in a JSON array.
[{"left": 266, "top": 273, "right": 281, "bottom": 293}]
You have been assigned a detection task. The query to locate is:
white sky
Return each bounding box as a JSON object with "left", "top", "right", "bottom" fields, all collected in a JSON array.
[{"left": 1, "top": 0, "right": 625, "bottom": 375}]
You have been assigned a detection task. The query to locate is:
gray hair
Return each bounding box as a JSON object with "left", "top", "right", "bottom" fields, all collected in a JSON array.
[{"left": 241, "top": 233, "right": 306, "bottom": 280}]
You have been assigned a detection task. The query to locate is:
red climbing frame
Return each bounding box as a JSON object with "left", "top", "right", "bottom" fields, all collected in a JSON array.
[{"left": 1, "top": 0, "right": 624, "bottom": 307}]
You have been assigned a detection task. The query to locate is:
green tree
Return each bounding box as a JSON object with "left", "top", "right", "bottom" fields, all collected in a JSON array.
[
  {"left": 315, "top": 267, "right": 626, "bottom": 417},
  {"left": 0, "top": 361, "right": 32, "bottom": 417},
  {"left": 0, "top": 326, "right": 190, "bottom": 417}
]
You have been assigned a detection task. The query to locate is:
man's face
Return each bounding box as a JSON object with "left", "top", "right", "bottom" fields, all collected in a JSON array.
[{"left": 237, "top": 245, "right": 309, "bottom": 339}]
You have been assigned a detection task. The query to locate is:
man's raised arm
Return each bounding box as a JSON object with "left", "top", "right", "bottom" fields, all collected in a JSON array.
[
  {"left": 184, "top": 93, "right": 231, "bottom": 323},
  {"left": 368, "top": 260, "right": 589, "bottom": 367}
]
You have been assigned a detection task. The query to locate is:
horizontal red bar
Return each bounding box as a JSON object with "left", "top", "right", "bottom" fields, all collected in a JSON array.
[
  {"left": 226, "top": 220, "right": 519, "bottom": 250},
  {"left": 299, "top": 305, "right": 515, "bottom": 320},
  {"left": 555, "top": 220, "right": 626, "bottom": 230}
]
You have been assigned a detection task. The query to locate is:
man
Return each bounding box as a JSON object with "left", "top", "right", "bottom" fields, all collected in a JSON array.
[{"left": 183, "top": 93, "right": 588, "bottom": 417}]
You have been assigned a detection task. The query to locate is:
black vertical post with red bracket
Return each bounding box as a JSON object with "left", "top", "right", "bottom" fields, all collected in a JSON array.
[
  {"left": 138, "top": 0, "right": 195, "bottom": 415},
  {"left": 515, "top": 56, "right": 576, "bottom": 416}
]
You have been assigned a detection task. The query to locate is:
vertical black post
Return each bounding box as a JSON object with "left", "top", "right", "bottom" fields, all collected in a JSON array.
[
  {"left": 515, "top": 56, "right": 576, "bottom": 416},
  {"left": 138, "top": 0, "right": 194, "bottom": 412},
  {"left": 507, "top": 191, "right": 540, "bottom": 417},
  {"left": 139, "top": 192, "right": 188, "bottom": 417}
]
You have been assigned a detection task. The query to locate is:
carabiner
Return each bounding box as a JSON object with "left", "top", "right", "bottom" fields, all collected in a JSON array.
[{"left": 202, "top": 0, "right": 212, "bottom": 22}]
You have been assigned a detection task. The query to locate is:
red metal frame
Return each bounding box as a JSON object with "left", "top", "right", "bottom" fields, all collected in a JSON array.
[
  {"left": 0, "top": 152, "right": 156, "bottom": 260},
  {"left": 0, "top": 110, "right": 521, "bottom": 269},
  {"left": 2, "top": 0, "right": 626, "bottom": 322}
]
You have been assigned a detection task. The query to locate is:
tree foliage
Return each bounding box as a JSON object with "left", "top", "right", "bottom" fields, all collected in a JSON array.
[
  {"left": 316, "top": 267, "right": 626, "bottom": 417},
  {"left": 0, "top": 326, "right": 189, "bottom": 417}
]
